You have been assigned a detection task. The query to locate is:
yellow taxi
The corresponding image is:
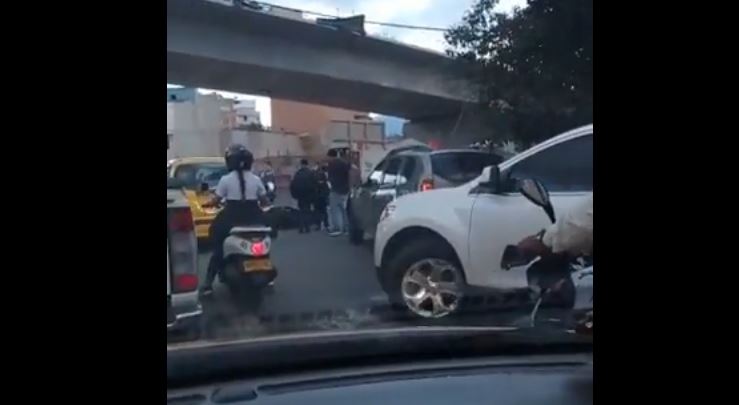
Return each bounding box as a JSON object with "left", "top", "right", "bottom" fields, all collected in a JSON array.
[{"left": 166, "top": 157, "right": 227, "bottom": 241}]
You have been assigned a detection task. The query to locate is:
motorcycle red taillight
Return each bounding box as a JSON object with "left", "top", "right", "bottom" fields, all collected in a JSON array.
[{"left": 250, "top": 241, "right": 266, "bottom": 256}]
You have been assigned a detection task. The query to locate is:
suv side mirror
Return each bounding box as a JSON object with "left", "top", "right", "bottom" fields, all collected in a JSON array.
[
  {"left": 518, "top": 178, "right": 556, "bottom": 223},
  {"left": 479, "top": 165, "right": 501, "bottom": 193}
]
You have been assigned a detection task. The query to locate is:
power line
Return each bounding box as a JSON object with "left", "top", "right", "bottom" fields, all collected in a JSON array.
[{"left": 256, "top": 1, "right": 448, "bottom": 32}]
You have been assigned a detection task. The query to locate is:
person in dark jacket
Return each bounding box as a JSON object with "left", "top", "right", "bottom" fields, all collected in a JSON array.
[
  {"left": 290, "top": 159, "right": 319, "bottom": 233},
  {"left": 312, "top": 164, "right": 330, "bottom": 231},
  {"left": 326, "top": 149, "right": 351, "bottom": 236}
]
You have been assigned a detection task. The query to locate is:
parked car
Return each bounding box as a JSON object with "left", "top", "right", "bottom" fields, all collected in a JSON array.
[
  {"left": 167, "top": 179, "right": 202, "bottom": 340},
  {"left": 166, "top": 157, "right": 228, "bottom": 242},
  {"left": 373, "top": 125, "right": 593, "bottom": 318},
  {"left": 347, "top": 148, "right": 504, "bottom": 244}
]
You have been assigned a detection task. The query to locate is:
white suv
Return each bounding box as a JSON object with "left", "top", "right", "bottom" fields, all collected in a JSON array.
[{"left": 374, "top": 125, "right": 593, "bottom": 318}]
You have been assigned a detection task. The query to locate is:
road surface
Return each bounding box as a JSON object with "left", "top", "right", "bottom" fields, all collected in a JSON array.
[
  {"left": 196, "top": 226, "right": 386, "bottom": 331},
  {"left": 169, "top": 189, "right": 575, "bottom": 344}
]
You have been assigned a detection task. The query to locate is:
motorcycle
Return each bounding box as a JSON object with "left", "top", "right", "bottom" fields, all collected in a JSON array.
[
  {"left": 202, "top": 198, "right": 279, "bottom": 307},
  {"left": 219, "top": 224, "right": 278, "bottom": 307},
  {"left": 500, "top": 178, "right": 593, "bottom": 334}
]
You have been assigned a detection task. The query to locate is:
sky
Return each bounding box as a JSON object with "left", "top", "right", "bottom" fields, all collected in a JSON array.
[
  {"left": 269, "top": 0, "right": 526, "bottom": 53},
  {"left": 170, "top": 0, "right": 527, "bottom": 127}
]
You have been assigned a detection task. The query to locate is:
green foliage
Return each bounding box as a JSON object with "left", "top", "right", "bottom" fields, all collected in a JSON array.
[{"left": 445, "top": 0, "right": 592, "bottom": 145}]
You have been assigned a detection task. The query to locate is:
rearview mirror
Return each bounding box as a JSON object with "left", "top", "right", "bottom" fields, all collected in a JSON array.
[
  {"left": 199, "top": 182, "right": 210, "bottom": 192},
  {"left": 518, "top": 178, "right": 556, "bottom": 223}
]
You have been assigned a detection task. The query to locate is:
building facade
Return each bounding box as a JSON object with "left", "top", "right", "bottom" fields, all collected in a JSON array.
[
  {"left": 167, "top": 90, "right": 236, "bottom": 159},
  {"left": 271, "top": 99, "right": 363, "bottom": 135},
  {"left": 234, "top": 99, "right": 261, "bottom": 128}
]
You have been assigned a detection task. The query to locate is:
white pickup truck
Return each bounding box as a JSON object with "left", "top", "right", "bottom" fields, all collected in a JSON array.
[{"left": 167, "top": 184, "right": 202, "bottom": 339}]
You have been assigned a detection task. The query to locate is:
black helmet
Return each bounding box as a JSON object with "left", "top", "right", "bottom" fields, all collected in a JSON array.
[{"left": 224, "top": 144, "right": 253, "bottom": 172}]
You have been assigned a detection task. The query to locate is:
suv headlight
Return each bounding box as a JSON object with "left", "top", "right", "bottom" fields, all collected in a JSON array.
[{"left": 379, "top": 203, "right": 396, "bottom": 223}]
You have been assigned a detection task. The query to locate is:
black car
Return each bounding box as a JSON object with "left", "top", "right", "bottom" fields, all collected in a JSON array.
[{"left": 347, "top": 148, "right": 504, "bottom": 244}]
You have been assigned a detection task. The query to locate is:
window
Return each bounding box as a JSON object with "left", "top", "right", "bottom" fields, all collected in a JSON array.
[
  {"left": 381, "top": 158, "right": 403, "bottom": 186},
  {"left": 432, "top": 152, "right": 503, "bottom": 185},
  {"left": 173, "top": 163, "right": 229, "bottom": 190},
  {"left": 507, "top": 134, "right": 593, "bottom": 192},
  {"left": 397, "top": 157, "right": 417, "bottom": 186},
  {"left": 367, "top": 160, "right": 387, "bottom": 185}
]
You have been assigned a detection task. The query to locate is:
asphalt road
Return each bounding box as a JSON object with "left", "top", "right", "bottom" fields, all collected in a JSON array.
[
  {"left": 190, "top": 227, "right": 568, "bottom": 342},
  {"left": 186, "top": 190, "right": 390, "bottom": 341},
  {"left": 169, "top": 190, "right": 577, "bottom": 344},
  {"left": 201, "top": 190, "right": 382, "bottom": 311},
  {"left": 197, "top": 229, "right": 384, "bottom": 314}
]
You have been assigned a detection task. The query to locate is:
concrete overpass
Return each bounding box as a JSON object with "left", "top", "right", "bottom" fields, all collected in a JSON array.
[{"left": 167, "top": 0, "right": 485, "bottom": 122}]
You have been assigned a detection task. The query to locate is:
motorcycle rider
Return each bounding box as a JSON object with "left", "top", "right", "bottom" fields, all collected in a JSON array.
[
  {"left": 200, "top": 144, "right": 269, "bottom": 296},
  {"left": 259, "top": 161, "right": 277, "bottom": 203},
  {"left": 517, "top": 192, "right": 593, "bottom": 260}
]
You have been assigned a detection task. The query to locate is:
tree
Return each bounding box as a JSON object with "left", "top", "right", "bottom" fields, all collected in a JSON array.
[{"left": 445, "top": 0, "right": 592, "bottom": 145}]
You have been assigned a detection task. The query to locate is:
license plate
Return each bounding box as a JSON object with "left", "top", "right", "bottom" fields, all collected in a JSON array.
[{"left": 243, "top": 258, "right": 272, "bottom": 272}]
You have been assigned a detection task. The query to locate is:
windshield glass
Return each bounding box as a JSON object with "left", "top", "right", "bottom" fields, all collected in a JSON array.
[
  {"left": 432, "top": 153, "right": 504, "bottom": 184},
  {"left": 167, "top": 0, "right": 592, "bottom": 369},
  {"left": 172, "top": 163, "right": 228, "bottom": 190}
]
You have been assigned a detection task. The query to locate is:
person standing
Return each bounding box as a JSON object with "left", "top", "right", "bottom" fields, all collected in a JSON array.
[
  {"left": 312, "top": 164, "right": 330, "bottom": 231},
  {"left": 259, "top": 161, "right": 277, "bottom": 203},
  {"left": 326, "top": 149, "right": 351, "bottom": 237},
  {"left": 290, "top": 159, "right": 318, "bottom": 234}
]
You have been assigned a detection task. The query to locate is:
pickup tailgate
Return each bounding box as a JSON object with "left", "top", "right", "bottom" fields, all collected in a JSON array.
[{"left": 167, "top": 188, "right": 198, "bottom": 328}]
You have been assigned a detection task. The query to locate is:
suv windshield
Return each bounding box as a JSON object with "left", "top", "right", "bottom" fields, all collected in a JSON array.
[{"left": 432, "top": 153, "right": 504, "bottom": 184}]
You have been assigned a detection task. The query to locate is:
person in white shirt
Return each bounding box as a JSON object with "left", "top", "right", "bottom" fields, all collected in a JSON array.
[
  {"left": 201, "top": 144, "right": 269, "bottom": 295},
  {"left": 518, "top": 193, "right": 593, "bottom": 259},
  {"left": 214, "top": 168, "right": 267, "bottom": 201}
]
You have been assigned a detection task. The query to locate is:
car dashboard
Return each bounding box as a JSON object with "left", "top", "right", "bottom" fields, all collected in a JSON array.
[{"left": 167, "top": 353, "right": 592, "bottom": 405}]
